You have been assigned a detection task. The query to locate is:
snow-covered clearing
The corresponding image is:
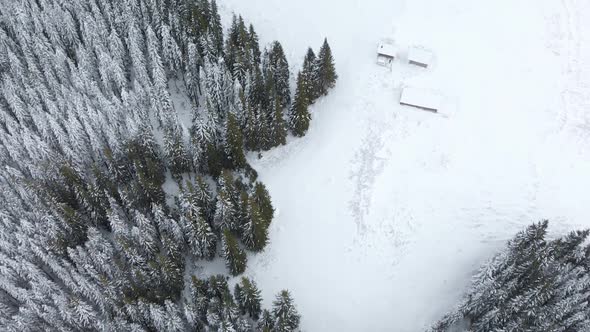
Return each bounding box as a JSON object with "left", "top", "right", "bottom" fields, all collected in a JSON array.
[{"left": 216, "top": 0, "right": 590, "bottom": 330}]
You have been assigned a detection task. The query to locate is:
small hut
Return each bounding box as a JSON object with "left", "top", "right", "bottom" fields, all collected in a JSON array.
[
  {"left": 399, "top": 87, "right": 441, "bottom": 112},
  {"left": 376, "top": 42, "right": 397, "bottom": 67},
  {"left": 408, "top": 47, "right": 433, "bottom": 68}
]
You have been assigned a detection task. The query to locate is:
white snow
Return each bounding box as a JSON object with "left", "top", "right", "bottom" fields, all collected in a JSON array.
[
  {"left": 217, "top": 0, "right": 590, "bottom": 331},
  {"left": 407, "top": 46, "right": 433, "bottom": 67},
  {"left": 399, "top": 87, "right": 442, "bottom": 111}
]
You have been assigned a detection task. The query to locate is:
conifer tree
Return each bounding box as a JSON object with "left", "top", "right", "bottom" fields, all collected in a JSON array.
[
  {"left": 214, "top": 170, "right": 239, "bottom": 231},
  {"left": 241, "top": 197, "right": 269, "bottom": 251},
  {"left": 301, "top": 47, "right": 318, "bottom": 103},
  {"left": 163, "top": 121, "right": 191, "bottom": 177},
  {"left": 234, "top": 277, "right": 262, "bottom": 319},
  {"left": 316, "top": 38, "right": 338, "bottom": 96},
  {"left": 223, "top": 112, "right": 247, "bottom": 169},
  {"left": 222, "top": 230, "right": 247, "bottom": 276},
  {"left": 288, "top": 71, "right": 311, "bottom": 137},
  {"left": 209, "top": 0, "right": 224, "bottom": 56},
  {"left": 258, "top": 309, "right": 274, "bottom": 332},
  {"left": 272, "top": 290, "right": 300, "bottom": 332},
  {"left": 268, "top": 41, "right": 290, "bottom": 108},
  {"left": 269, "top": 91, "right": 287, "bottom": 147},
  {"left": 252, "top": 182, "right": 274, "bottom": 227},
  {"left": 185, "top": 214, "right": 217, "bottom": 260}
]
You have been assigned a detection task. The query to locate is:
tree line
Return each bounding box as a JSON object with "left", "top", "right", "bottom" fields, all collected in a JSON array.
[
  {"left": 0, "top": 0, "right": 337, "bottom": 330},
  {"left": 431, "top": 221, "right": 590, "bottom": 331}
]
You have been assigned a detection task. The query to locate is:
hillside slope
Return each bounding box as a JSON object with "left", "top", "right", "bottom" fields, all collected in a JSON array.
[{"left": 218, "top": 0, "right": 590, "bottom": 330}]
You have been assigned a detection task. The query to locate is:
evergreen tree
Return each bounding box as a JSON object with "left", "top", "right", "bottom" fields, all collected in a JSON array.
[
  {"left": 288, "top": 71, "right": 311, "bottom": 137},
  {"left": 234, "top": 277, "right": 262, "bottom": 319},
  {"left": 209, "top": 0, "right": 224, "bottom": 56},
  {"left": 163, "top": 121, "right": 191, "bottom": 177},
  {"left": 258, "top": 309, "right": 274, "bottom": 332},
  {"left": 268, "top": 91, "right": 287, "bottom": 147},
  {"left": 222, "top": 230, "right": 247, "bottom": 276},
  {"left": 267, "top": 41, "right": 290, "bottom": 109},
  {"left": 301, "top": 47, "right": 318, "bottom": 103},
  {"left": 241, "top": 196, "right": 269, "bottom": 252},
  {"left": 316, "top": 38, "right": 338, "bottom": 96},
  {"left": 185, "top": 214, "right": 217, "bottom": 260},
  {"left": 272, "top": 290, "right": 300, "bottom": 332},
  {"left": 248, "top": 24, "right": 261, "bottom": 67},
  {"left": 223, "top": 112, "right": 247, "bottom": 169},
  {"left": 252, "top": 182, "right": 274, "bottom": 227}
]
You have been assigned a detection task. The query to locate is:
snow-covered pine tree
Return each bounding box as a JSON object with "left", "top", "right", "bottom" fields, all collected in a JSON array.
[
  {"left": 289, "top": 71, "right": 311, "bottom": 137},
  {"left": 223, "top": 112, "right": 247, "bottom": 169},
  {"left": 234, "top": 277, "right": 263, "bottom": 319},
  {"left": 163, "top": 120, "right": 192, "bottom": 177},
  {"left": 184, "top": 213, "right": 217, "bottom": 260},
  {"left": 258, "top": 309, "right": 275, "bottom": 332},
  {"left": 214, "top": 170, "right": 239, "bottom": 231},
  {"left": 316, "top": 38, "right": 338, "bottom": 96},
  {"left": 272, "top": 290, "right": 301, "bottom": 332},
  {"left": 301, "top": 47, "right": 318, "bottom": 103},
  {"left": 266, "top": 41, "right": 291, "bottom": 109},
  {"left": 209, "top": 0, "right": 224, "bottom": 56},
  {"left": 186, "top": 42, "right": 202, "bottom": 105},
  {"left": 241, "top": 196, "right": 269, "bottom": 251},
  {"left": 222, "top": 229, "right": 247, "bottom": 276},
  {"left": 268, "top": 90, "right": 287, "bottom": 147},
  {"left": 248, "top": 24, "right": 262, "bottom": 67}
]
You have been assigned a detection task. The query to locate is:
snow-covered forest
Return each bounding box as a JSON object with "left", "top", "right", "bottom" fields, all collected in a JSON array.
[
  {"left": 2, "top": 0, "right": 590, "bottom": 330},
  {"left": 0, "top": 0, "right": 337, "bottom": 330}
]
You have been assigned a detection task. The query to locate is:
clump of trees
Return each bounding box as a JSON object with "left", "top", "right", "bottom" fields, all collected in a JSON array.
[
  {"left": 431, "top": 220, "right": 590, "bottom": 332},
  {"left": 0, "top": 0, "right": 319, "bottom": 329},
  {"left": 289, "top": 39, "right": 338, "bottom": 137}
]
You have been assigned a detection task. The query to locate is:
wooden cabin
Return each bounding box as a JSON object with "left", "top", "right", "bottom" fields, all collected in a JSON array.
[
  {"left": 399, "top": 87, "right": 442, "bottom": 112},
  {"left": 408, "top": 47, "right": 433, "bottom": 68},
  {"left": 376, "top": 42, "right": 397, "bottom": 67}
]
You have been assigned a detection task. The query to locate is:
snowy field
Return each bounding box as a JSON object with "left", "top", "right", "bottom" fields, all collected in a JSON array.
[{"left": 216, "top": 0, "right": 590, "bottom": 330}]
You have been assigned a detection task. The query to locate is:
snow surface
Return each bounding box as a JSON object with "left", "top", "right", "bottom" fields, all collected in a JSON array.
[{"left": 216, "top": 0, "right": 590, "bottom": 330}]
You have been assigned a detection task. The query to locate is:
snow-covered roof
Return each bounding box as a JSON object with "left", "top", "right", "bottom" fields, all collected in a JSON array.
[
  {"left": 408, "top": 47, "right": 433, "bottom": 66},
  {"left": 377, "top": 43, "right": 397, "bottom": 58},
  {"left": 399, "top": 87, "right": 442, "bottom": 111}
]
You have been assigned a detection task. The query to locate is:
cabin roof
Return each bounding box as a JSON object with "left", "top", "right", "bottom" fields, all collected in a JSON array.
[
  {"left": 400, "top": 87, "right": 442, "bottom": 111},
  {"left": 377, "top": 43, "right": 397, "bottom": 58},
  {"left": 408, "top": 47, "right": 433, "bottom": 65}
]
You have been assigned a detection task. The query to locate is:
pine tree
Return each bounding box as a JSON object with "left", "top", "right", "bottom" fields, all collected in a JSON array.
[
  {"left": 241, "top": 197, "right": 269, "bottom": 252},
  {"left": 214, "top": 170, "right": 240, "bottom": 231},
  {"left": 301, "top": 47, "right": 318, "bottom": 103},
  {"left": 258, "top": 309, "right": 274, "bottom": 332},
  {"left": 268, "top": 91, "right": 287, "bottom": 147},
  {"left": 186, "top": 213, "right": 217, "bottom": 260},
  {"left": 252, "top": 182, "right": 274, "bottom": 227},
  {"left": 268, "top": 41, "right": 290, "bottom": 108},
  {"left": 272, "top": 290, "right": 300, "bottom": 332},
  {"left": 186, "top": 42, "right": 202, "bottom": 105},
  {"left": 234, "top": 277, "right": 262, "bottom": 319},
  {"left": 223, "top": 112, "right": 247, "bottom": 169},
  {"left": 222, "top": 230, "right": 247, "bottom": 276},
  {"left": 288, "top": 71, "right": 311, "bottom": 137},
  {"left": 209, "top": 0, "right": 224, "bottom": 56},
  {"left": 316, "top": 38, "right": 338, "bottom": 96},
  {"left": 163, "top": 121, "right": 191, "bottom": 177}
]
